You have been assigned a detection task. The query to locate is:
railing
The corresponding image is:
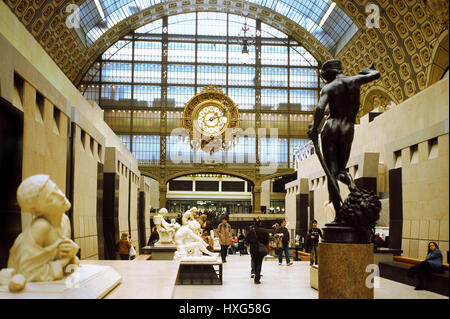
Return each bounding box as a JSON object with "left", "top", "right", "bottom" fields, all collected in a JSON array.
[{"left": 292, "top": 140, "right": 314, "bottom": 171}]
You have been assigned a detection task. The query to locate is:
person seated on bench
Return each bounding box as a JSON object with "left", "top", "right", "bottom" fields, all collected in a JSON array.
[
  {"left": 407, "top": 241, "right": 443, "bottom": 290},
  {"left": 373, "top": 232, "right": 385, "bottom": 248}
]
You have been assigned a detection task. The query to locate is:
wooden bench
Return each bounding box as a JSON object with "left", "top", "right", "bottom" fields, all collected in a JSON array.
[
  {"left": 297, "top": 251, "right": 311, "bottom": 262},
  {"left": 379, "top": 256, "right": 449, "bottom": 296},
  {"left": 133, "top": 254, "right": 152, "bottom": 260},
  {"left": 393, "top": 256, "right": 449, "bottom": 271}
]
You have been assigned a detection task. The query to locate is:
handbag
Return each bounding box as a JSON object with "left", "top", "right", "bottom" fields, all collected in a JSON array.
[
  {"left": 257, "top": 242, "right": 268, "bottom": 256},
  {"left": 129, "top": 245, "right": 136, "bottom": 257},
  {"left": 252, "top": 228, "right": 267, "bottom": 256},
  {"left": 275, "top": 234, "right": 283, "bottom": 249}
]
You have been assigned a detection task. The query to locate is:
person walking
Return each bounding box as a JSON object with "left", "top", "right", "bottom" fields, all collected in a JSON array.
[
  {"left": 408, "top": 241, "right": 443, "bottom": 290},
  {"left": 246, "top": 218, "right": 269, "bottom": 284},
  {"left": 275, "top": 220, "right": 293, "bottom": 266},
  {"left": 117, "top": 233, "right": 132, "bottom": 260},
  {"left": 238, "top": 231, "right": 246, "bottom": 255},
  {"left": 217, "top": 216, "right": 232, "bottom": 263},
  {"left": 307, "top": 220, "right": 323, "bottom": 265}
]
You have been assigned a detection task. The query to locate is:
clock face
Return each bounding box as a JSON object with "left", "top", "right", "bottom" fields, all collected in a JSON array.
[{"left": 195, "top": 104, "right": 228, "bottom": 136}]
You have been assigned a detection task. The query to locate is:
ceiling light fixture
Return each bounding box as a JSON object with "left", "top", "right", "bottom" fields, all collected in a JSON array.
[{"left": 240, "top": 16, "right": 254, "bottom": 64}]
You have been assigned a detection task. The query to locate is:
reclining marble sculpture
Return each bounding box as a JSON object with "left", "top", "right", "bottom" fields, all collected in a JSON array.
[
  {"left": 174, "top": 220, "right": 218, "bottom": 261},
  {"left": 2, "top": 175, "right": 80, "bottom": 292},
  {"left": 154, "top": 208, "right": 179, "bottom": 245}
]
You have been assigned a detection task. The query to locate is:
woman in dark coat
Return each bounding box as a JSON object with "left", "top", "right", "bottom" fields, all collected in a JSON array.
[
  {"left": 408, "top": 241, "right": 443, "bottom": 290},
  {"left": 246, "top": 218, "right": 269, "bottom": 284}
]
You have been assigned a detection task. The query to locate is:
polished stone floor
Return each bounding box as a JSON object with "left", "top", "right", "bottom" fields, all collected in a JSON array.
[{"left": 172, "top": 254, "right": 447, "bottom": 299}]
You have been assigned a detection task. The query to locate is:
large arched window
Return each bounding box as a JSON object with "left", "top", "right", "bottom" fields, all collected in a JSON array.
[
  {"left": 79, "top": 0, "right": 356, "bottom": 53},
  {"left": 79, "top": 13, "right": 319, "bottom": 168}
]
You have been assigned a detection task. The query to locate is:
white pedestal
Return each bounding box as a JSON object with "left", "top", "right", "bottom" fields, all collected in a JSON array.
[{"left": 0, "top": 264, "right": 121, "bottom": 299}]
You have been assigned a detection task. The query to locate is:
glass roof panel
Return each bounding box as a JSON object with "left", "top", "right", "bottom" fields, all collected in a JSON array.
[{"left": 79, "top": 0, "right": 357, "bottom": 52}]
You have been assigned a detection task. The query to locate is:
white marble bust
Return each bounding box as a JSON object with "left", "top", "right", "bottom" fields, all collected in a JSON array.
[{"left": 3, "top": 175, "right": 79, "bottom": 292}]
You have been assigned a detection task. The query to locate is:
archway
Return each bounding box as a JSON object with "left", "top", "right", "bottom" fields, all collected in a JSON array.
[
  {"left": 427, "top": 30, "right": 449, "bottom": 87},
  {"left": 165, "top": 172, "right": 254, "bottom": 218}
]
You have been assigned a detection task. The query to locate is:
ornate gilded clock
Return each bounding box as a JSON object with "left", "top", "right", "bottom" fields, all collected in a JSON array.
[{"left": 182, "top": 86, "right": 240, "bottom": 153}]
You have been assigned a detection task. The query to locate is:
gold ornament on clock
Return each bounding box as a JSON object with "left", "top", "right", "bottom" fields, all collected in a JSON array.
[{"left": 182, "top": 86, "right": 240, "bottom": 154}]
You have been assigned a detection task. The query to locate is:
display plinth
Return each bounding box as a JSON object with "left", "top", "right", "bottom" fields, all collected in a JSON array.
[
  {"left": 318, "top": 243, "right": 374, "bottom": 299},
  {"left": 142, "top": 245, "right": 177, "bottom": 260},
  {"left": 310, "top": 265, "right": 319, "bottom": 290},
  {"left": 0, "top": 264, "right": 121, "bottom": 299},
  {"left": 176, "top": 261, "right": 223, "bottom": 285},
  {"left": 322, "top": 223, "right": 371, "bottom": 244}
]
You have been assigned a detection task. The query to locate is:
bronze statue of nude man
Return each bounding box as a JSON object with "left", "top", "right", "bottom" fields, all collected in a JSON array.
[{"left": 308, "top": 60, "right": 380, "bottom": 224}]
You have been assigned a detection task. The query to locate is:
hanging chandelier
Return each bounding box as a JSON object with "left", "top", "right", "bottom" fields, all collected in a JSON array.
[{"left": 240, "top": 16, "right": 253, "bottom": 64}]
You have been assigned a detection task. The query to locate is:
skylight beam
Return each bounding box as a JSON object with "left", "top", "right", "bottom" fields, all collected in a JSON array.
[
  {"left": 94, "top": 0, "right": 105, "bottom": 19},
  {"left": 319, "top": 2, "right": 336, "bottom": 28}
]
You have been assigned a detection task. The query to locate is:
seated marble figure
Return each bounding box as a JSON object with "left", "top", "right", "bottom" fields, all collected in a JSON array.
[
  {"left": 3, "top": 174, "right": 79, "bottom": 292},
  {"left": 174, "top": 220, "right": 218, "bottom": 261},
  {"left": 153, "top": 208, "right": 180, "bottom": 245}
]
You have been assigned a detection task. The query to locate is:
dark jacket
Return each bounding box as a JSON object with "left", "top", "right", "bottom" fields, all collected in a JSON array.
[
  {"left": 425, "top": 249, "right": 443, "bottom": 272},
  {"left": 307, "top": 227, "right": 323, "bottom": 246},
  {"left": 246, "top": 225, "right": 269, "bottom": 255},
  {"left": 275, "top": 226, "right": 290, "bottom": 247},
  {"left": 147, "top": 231, "right": 159, "bottom": 246}
]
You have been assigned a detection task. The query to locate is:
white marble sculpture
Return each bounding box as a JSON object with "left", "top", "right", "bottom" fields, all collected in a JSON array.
[
  {"left": 182, "top": 207, "right": 198, "bottom": 226},
  {"left": 154, "top": 208, "right": 179, "bottom": 245},
  {"left": 170, "top": 219, "right": 181, "bottom": 231},
  {"left": 2, "top": 175, "right": 80, "bottom": 292},
  {"left": 174, "top": 220, "right": 218, "bottom": 261}
]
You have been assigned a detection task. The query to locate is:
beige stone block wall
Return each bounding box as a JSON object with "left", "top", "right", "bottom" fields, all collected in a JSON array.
[
  {"left": 129, "top": 172, "right": 140, "bottom": 252},
  {"left": 284, "top": 180, "right": 298, "bottom": 231},
  {"left": 21, "top": 81, "right": 68, "bottom": 228},
  {"left": 311, "top": 180, "right": 333, "bottom": 228},
  {"left": 141, "top": 176, "right": 153, "bottom": 244},
  {"left": 118, "top": 163, "right": 130, "bottom": 240},
  {"left": 148, "top": 178, "right": 160, "bottom": 211},
  {"left": 261, "top": 180, "right": 271, "bottom": 209},
  {"left": 72, "top": 125, "right": 104, "bottom": 260},
  {"left": 401, "top": 132, "right": 448, "bottom": 261}
]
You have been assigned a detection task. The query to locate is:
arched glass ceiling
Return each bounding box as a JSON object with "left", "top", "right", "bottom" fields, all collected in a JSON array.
[{"left": 79, "top": 0, "right": 357, "bottom": 53}]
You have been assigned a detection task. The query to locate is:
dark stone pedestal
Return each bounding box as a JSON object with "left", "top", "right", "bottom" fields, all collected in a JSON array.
[
  {"left": 318, "top": 243, "right": 374, "bottom": 299},
  {"left": 176, "top": 261, "right": 223, "bottom": 285},
  {"left": 322, "top": 223, "right": 371, "bottom": 244},
  {"left": 141, "top": 245, "right": 176, "bottom": 260}
]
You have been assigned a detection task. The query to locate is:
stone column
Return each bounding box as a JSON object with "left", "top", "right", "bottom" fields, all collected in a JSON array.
[
  {"left": 318, "top": 243, "right": 374, "bottom": 299},
  {"left": 159, "top": 184, "right": 167, "bottom": 209},
  {"left": 253, "top": 184, "right": 262, "bottom": 214}
]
